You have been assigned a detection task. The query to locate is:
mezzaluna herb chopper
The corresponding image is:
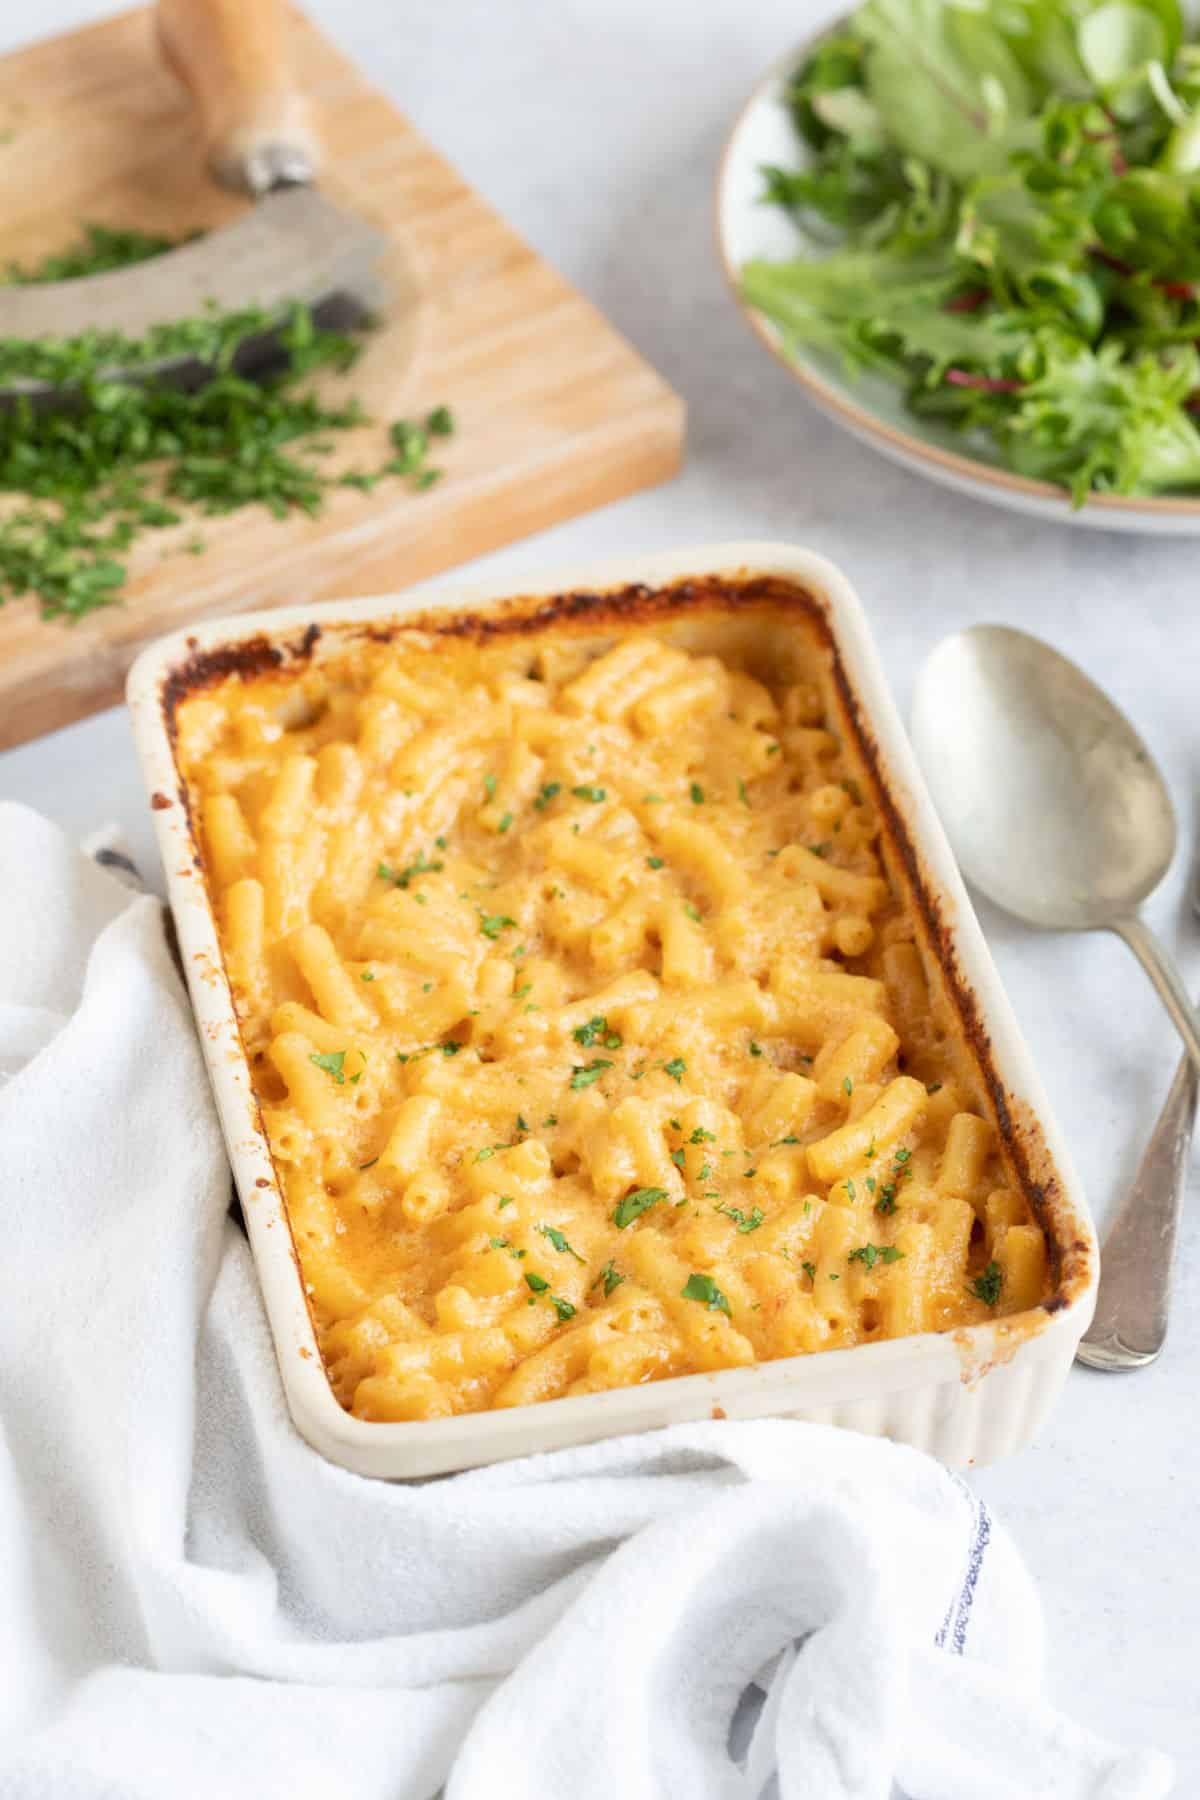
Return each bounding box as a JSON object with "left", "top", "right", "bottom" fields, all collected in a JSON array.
[{"left": 0, "top": 0, "right": 388, "bottom": 399}]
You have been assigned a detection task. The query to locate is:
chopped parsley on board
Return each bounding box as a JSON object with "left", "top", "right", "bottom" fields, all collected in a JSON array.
[{"left": 0, "top": 225, "right": 454, "bottom": 621}]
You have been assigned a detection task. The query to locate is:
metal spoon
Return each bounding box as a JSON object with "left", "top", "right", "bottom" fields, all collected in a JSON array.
[
  {"left": 910, "top": 625, "right": 1200, "bottom": 1071},
  {"left": 1075, "top": 857, "right": 1200, "bottom": 1369},
  {"left": 912, "top": 624, "right": 1199, "bottom": 1372}
]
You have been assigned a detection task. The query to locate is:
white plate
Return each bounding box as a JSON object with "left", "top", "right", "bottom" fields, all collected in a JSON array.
[
  {"left": 127, "top": 542, "right": 1097, "bottom": 1479},
  {"left": 715, "top": 39, "right": 1200, "bottom": 536}
]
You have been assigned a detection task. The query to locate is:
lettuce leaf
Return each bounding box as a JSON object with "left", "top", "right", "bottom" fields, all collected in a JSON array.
[
  {"left": 854, "top": 0, "right": 1038, "bottom": 178},
  {"left": 1002, "top": 338, "right": 1200, "bottom": 496}
]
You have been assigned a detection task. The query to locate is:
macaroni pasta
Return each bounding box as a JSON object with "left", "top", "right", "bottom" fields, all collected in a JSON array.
[{"left": 177, "top": 603, "right": 1049, "bottom": 1422}]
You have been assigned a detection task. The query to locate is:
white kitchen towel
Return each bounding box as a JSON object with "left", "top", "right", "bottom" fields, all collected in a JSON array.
[{"left": 0, "top": 801, "right": 1173, "bottom": 1800}]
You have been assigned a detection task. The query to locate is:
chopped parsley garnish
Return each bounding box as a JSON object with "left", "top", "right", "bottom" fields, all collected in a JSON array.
[
  {"left": 516, "top": 1113, "right": 529, "bottom": 1133},
  {"left": 498, "top": 812, "right": 513, "bottom": 834},
  {"left": 646, "top": 855, "right": 664, "bottom": 869},
  {"left": 690, "top": 782, "right": 704, "bottom": 804},
  {"left": 427, "top": 405, "right": 454, "bottom": 436},
  {"left": 360, "top": 970, "right": 375, "bottom": 981},
  {"left": 524, "top": 1271, "right": 549, "bottom": 1293},
  {"left": 642, "top": 792, "right": 664, "bottom": 804},
  {"left": 537, "top": 1224, "right": 585, "bottom": 1262},
  {"left": 483, "top": 773, "right": 497, "bottom": 799},
  {"left": 801, "top": 1261, "right": 817, "bottom": 1281},
  {"left": 550, "top": 1296, "right": 576, "bottom": 1322},
  {"left": 573, "top": 1015, "right": 622, "bottom": 1049},
  {"left": 395, "top": 1040, "right": 461, "bottom": 1065},
  {"left": 685, "top": 903, "right": 701, "bottom": 922},
  {"left": 569, "top": 1059, "right": 612, "bottom": 1089},
  {"left": 671, "top": 1148, "right": 686, "bottom": 1170},
  {"left": 479, "top": 912, "right": 517, "bottom": 939},
  {"left": 497, "top": 1195, "right": 515, "bottom": 1209},
  {"left": 663, "top": 1057, "right": 686, "bottom": 1084},
  {"left": 543, "top": 1114, "right": 558, "bottom": 1128},
  {"left": 680, "top": 1273, "right": 731, "bottom": 1315},
  {"left": 534, "top": 782, "right": 561, "bottom": 810},
  {"left": 717, "top": 1204, "right": 764, "bottom": 1234},
  {"left": 875, "top": 1147, "right": 913, "bottom": 1213},
  {"left": 927, "top": 1082, "right": 943, "bottom": 1095},
  {"left": 435, "top": 835, "right": 447, "bottom": 850},
  {"left": 309, "top": 1051, "right": 347, "bottom": 1084},
  {"left": 772, "top": 1134, "right": 800, "bottom": 1147},
  {"left": 613, "top": 1187, "right": 667, "bottom": 1228},
  {"left": 809, "top": 842, "right": 831, "bottom": 859},
  {"left": 358, "top": 1157, "right": 378, "bottom": 1170},
  {"left": 848, "top": 1244, "right": 906, "bottom": 1270},
  {"left": 379, "top": 849, "right": 444, "bottom": 889},
  {"left": 689, "top": 1126, "right": 715, "bottom": 1144},
  {"left": 749, "top": 1041, "right": 763, "bottom": 1058},
  {"left": 843, "top": 1076, "right": 854, "bottom": 1096},
  {"left": 594, "top": 1260, "right": 625, "bottom": 1297},
  {"left": 738, "top": 778, "right": 750, "bottom": 806},
  {"left": 969, "top": 1261, "right": 1003, "bottom": 1306},
  {"left": 571, "top": 785, "right": 606, "bottom": 803}
]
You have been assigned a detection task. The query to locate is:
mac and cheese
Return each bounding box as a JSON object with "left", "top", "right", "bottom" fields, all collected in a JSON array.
[{"left": 177, "top": 601, "right": 1049, "bottom": 1422}]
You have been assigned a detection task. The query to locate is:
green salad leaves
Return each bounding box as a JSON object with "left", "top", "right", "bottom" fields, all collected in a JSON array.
[{"left": 742, "top": 0, "right": 1200, "bottom": 500}]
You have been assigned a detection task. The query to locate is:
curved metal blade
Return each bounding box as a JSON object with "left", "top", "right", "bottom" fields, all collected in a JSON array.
[{"left": 0, "top": 188, "right": 389, "bottom": 393}]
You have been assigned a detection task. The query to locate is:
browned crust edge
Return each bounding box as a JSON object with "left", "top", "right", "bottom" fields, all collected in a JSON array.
[{"left": 161, "top": 572, "right": 1092, "bottom": 1334}]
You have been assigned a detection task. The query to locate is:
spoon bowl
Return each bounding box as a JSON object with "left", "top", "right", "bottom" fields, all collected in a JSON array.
[
  {"left": 912, "top": 626, "right": 1175, "bottom": 933},
  {"left": 912, "top": 625, "right": 1200, "bottom": 1071}
]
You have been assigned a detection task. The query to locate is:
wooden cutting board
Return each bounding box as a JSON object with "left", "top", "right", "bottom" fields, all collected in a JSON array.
[{"left": 0, "top": 7, "right": 684, "bottom": 751}]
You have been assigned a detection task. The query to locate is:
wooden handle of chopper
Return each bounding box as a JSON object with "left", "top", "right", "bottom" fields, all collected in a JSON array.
[{"left": 156, "top": 0, "right": 320, "bottom": 194}]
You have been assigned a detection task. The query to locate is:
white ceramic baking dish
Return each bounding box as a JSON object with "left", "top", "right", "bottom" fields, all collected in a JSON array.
[{"left": 126, "top": 542, "right": 1097, "bottom": 1479}]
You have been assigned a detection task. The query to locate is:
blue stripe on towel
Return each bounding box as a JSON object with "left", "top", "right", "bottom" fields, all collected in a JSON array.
[{"left": 935, "top": 1482, "right": 992, "bottom": 1656}]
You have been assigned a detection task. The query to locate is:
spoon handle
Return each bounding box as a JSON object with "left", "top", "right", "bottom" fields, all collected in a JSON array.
[
  {"left": 1111, "top": 915, "right": 1200, "bottom": 1073},
  {"left": 1077, "top": 1048, "right": 1198, "bottom": 1369}
]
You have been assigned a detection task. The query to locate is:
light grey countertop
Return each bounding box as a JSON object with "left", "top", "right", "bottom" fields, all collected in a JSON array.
[{"left": 2, "top": 0, "right": 1197, "bottom": 1783}]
